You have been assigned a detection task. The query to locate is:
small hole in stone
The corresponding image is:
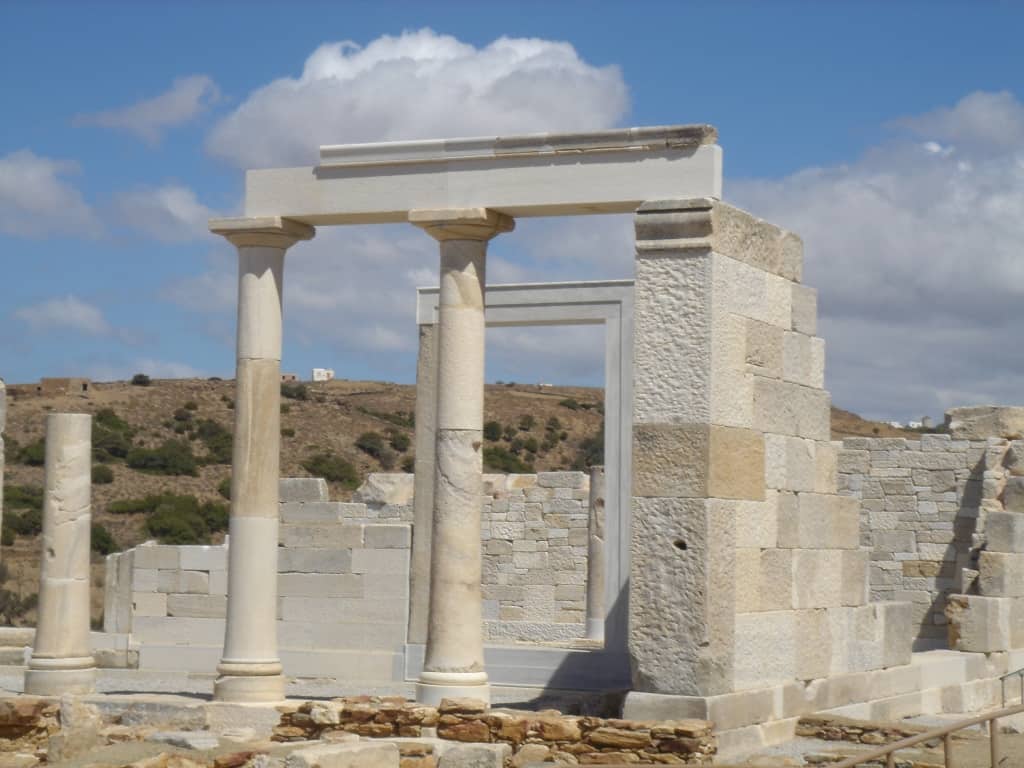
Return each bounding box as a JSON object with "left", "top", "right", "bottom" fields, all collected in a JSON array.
[{"left": 673, "top": 539, "right": 687, "bottom": 551}]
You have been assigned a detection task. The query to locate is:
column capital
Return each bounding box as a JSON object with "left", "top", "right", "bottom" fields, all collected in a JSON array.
[
  {"left": 210, "top": 216, "right": 316, "bottom": 249},
  {"left": 409, "top": 208, "right": 514, "bottom": 242}
]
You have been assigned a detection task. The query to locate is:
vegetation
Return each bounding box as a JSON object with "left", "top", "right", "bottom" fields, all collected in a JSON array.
[
  {"left": 191, "top": 418, "right": 232, "bottom": 464},
  {"left": 218, "top": 477, "right": 232, "bottom": 500},
  {"left": 92, "top": 464, "right": 114, "bottom": 484},
  {"left": 401, "top": 455, "right": 415, "bottom": 473},
  {"left": 572, "top": 425, "right": 604, "bottom": 471},
  {"left": 355, "top": 431, "right": 396, "bottom": 469},
  {"left": 483, "top": 421, "right": 503, "bottom": 441},
  {"left": 183, "top": 400, "right": 198, "bottom": 411},
  {"left": 281, "top": 427, "right": 295, "bottom": 438},
  {"left": 91, "top": 523, "right": 116, "bottom": 555},
  {"left": 126, "top": 439, "right": 198, "bottom": 476},
  {"left": 483, "top": 446, "right": 533, "bottom": 473},
  {"left": 17, "top": 438, "right": 45, "bottom": 466},
  {"left": 131, "top": 373, "right": 152, "bottom": 387},
  {"left": 357, "top": 407, "right": 414, "bottom": 429},
  {"left": 93, "top": 408, "right": 134, "bottom": 462},
  {"left": 281, "top": 382, "right": 309, "bottom": 401},
  {"left": 387, "top": 429, "right": 410, "bottom": 453},
  {"left": 518, "top": 414, "right": 536, "bottom": 431},
  {"left": 302, "top": 452, "right": 359, "bottom": 488}
]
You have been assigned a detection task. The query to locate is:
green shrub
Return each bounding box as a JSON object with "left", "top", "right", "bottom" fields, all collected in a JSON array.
[
  {"left": 4, "top": 484, "right": 42, "bottom": 512},
  {"left": 281, "top": 382, "right": 309, "bottom": 401},
  {"left": 126, "top": 440, "right": 198, "bottom": 476},
  {"left": 387, "top": 430, "right": 410, "bottom": 453},
  {"left": 523, "top": 437, "right": 539, "bottom": 454},
  {"left": 96, "top": 408, "right": 132, "bottom": 433},
  {"left": 572, "top": 426, "right": 604, "bottom": 471},
  {"left": 483, "top": 446, "right": 533, "bottom": 474},
  {"left": 518, "top": 414, "right": 536, "bottom": 431},
  {"left": 193, "top": 419, "right": 232, "bottom": 464},
  {"left": 199, "top": 501, "right": 229, "bottom": 533},
  {"left": 356, "top": 407, "right": 414, "bottom": 429},
  {"left": 302, "top": 452, "right": 359, "bottom": 488},
  {"left": 401, "top": 455, "right": 415, "bottom": 473},
  {"left": 92, "top": 464, "right": 114, "bottom": 484},
  {"left": 483, "top": 421, "right": 502, "bottom": 441},
  {"left": 6, "top": 508, "right": 42, "bottom": 537},
  {"left": 18, "top": 438, "right": 45, "bottom": 466},
  {"left": 184, "top": 401, "right": 198, "bottom": 411},
  {"left": 91, "top": 523, "right": 116, "bottom": 555},
  {"left": 1, "top": 528, "right": 13, "bottom": 547},
  {"left": 131, "top": 373, "right": 151, "bottom": 387},
  {"left": 559, "top": 398, "right": 581, "bottom": 411},
  {"left": 502, "top": 424, "right": 517, "bottom": 441},
  {"left": 145, "top": 505, "right": 208, "bottom": 545},
  {"left": 173, "top": 407, "right": 193, "bottom": 422},
  {"left": 546, "top": 416, "right": 562, "bottom": 432},
  {"left": 356, "top": 432, "right": 396, "bottom": 468},
  {"left": 281, "top": 427, "right": 295, "bottom": 438},
  {"left": 217, "top": 477, "right": 231, "bottom": 500},
  {"left": 93, "top": 426, "right": 132, "bottom": 462},
  {"left": 280, "top": 404, "right": 291, "bottom": 414}
]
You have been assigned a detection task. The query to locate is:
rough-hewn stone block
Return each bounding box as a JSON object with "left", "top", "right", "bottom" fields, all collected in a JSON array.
[
  {"left": 633, "top": 423, "right": 708, "bottom": 498},
  {"left": 986, "top": 511, "right": 1024, "bottom": 553},
  {"left": 279, "top": 477, "right": 330, "bottom": 503},
  {"left": 708, "top": 426, "right": 765, "bottom": 501},
  {"left": 945, "top": 594, "right": 1011, "bottom": 652},
  {"left": 979, "top": 552, "right": 1024, "bottom": 596},
  {"left": 791, "top": 284, "right": 817, "bottom": 335}
]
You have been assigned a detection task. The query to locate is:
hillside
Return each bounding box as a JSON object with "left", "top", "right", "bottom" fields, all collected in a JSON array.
[{"left": 0, "top": 376, "right": 914, "bottom": 625}]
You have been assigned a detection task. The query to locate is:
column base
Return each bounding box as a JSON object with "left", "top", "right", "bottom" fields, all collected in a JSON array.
[
  {"left": 586, "top": 619, "right": 605, "bottom": 642},
  {"left": 214, "top": 671, "right": 286, "bottom": 703},
  {"left": 24, "top": 663, "right": 96, "bottom": 696},
  {"left": 416, "top": 671, "right": 490, "bottom": 706}
]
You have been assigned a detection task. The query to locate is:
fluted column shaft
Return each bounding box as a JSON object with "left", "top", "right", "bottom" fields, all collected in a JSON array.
[
  {"left": 25, "top": 413, "right": 96, "bottom": 695},
  {"left": 410, "top": 208, "right": 513, "bottom": 705},
  {"left": 209, "top": 216, "right": 314, "bottom": 702}
]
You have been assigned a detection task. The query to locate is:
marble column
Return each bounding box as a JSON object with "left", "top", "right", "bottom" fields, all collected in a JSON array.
[
  {"left": 586, "top": 465, "right": 607, "bottom": 641},
  {"left": 410, "top": 208, "right": 513, "bottom": 705},
  {"left": 409, "top": 323, "right": 438, "bottom": 644},
  {"left": 24, "top": 413, "right": 96, "bottom": 695},
  {"left": 209, "top": 216, "right": 314, "bottom": 702}
]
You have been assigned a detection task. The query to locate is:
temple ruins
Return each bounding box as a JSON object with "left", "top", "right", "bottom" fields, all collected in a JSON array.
[{"left": 3, "top": 124, "right": 1024, "bottom": 763}]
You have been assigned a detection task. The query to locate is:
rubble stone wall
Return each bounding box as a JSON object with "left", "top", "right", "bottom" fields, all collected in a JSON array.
[{"left": 837, "top": 435, "right": 987, "bottom": 646}]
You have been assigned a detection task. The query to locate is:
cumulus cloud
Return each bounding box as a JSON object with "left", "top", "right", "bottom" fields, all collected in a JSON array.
[
  {"left": 75, "top": 75, "right": 220, "bottom": 144},
  {"left": 206, "top": 29, "right": 628, "bottom": 168},
  {"left": 112, "top": 184, "right": 216, "bottom": 242},
  {"left": 0, "top": 150, "right": 100, "bottom": 238},
  {"left": 730, "top": 90, "right": 1024, "bottom": 421},
  {"left": 15, "top": 295, "right": 112, "bottom": 336}
]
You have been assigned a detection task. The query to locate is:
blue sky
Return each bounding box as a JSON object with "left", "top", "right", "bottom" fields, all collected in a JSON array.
[{"left": 1, "top": 1, "right": 1023, "bottom": 421}]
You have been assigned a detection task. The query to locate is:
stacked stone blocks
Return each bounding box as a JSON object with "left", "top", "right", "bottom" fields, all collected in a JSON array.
[{"left": 628, "top": 198, "right": 910, "bottom": 701}]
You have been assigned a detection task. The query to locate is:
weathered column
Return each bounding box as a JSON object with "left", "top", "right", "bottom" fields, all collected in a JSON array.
[
  {"left": 209, "top": 216, "right": 314, "bottom": 702},
  {"left": 586, "top": 465, "right": 606, "bottom": 641},
  {"left": 409, "top": 323, "right": 438, "bottom": 644},
  {"left": 410, "top": 208, "right": 513, "bottom": 705},
  {"left": 24, "top": 413, "right": 96, "bottom": 695}
]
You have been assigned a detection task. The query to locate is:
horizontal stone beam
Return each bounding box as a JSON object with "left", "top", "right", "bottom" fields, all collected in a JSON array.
[{"left": 245, "top": 131, "right": 721, "bottom": 225}]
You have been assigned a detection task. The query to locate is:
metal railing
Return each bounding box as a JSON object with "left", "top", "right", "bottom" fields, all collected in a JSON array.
[
  {"left": 831, "top": 702, "right": 1024, "bottom": 768},
  {"left": 1000, "top": 665, "right": 1024, "bottom": 708}
]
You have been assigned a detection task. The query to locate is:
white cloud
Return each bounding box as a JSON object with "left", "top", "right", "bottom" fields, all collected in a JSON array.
[
  {"left": 206, "top": 29, "right": 628, "bottom": 168},
  {"left": 112, "top": 184, "right": 216, "bottom": 242},
  {"left": 0, "top": 150, "right": 100, "bottom": 238},
  {"left": 75, "top": 74, "right": 220, "bottom": 144},
  {"left": 15, "top": 295, "right": 111, "bottom": 336},
  {"left": 730, "top": 90, "right": 1024, "bottom": 422}
]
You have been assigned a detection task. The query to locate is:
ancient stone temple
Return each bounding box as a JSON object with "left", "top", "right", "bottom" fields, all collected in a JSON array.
[{"left": 6, "top": 125, "right": 1024, "bottom": 761}]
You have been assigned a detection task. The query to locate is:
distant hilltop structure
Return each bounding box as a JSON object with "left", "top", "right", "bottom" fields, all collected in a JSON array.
[
  {"left": 37, "top": 377, "right": 91, "bottom": 396},
  {"left": 312, "top": 368, "right": 335, "bottom": 382},
  {"left": 281, "top": 373, "right": 299, "bottom": 383}
]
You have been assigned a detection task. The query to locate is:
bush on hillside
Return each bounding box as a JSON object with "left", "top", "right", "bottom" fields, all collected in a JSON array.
[
  {"left": 17, "top": 438, "right": 45, "bottom": 466},
  {"left": 483, "top": 421, "right": 502, "bottom": 441},
  {"left": 572, "top": 426, "right": 604, "bottom": 471},
  {"left": 518, "top": 414, "right": 536, "bottom": 432},
  {"left": 281, "top": 427, "right": 295, "bottom": 438},
  {"left": 92, "top": 464, "right": 114, "bottom": 484},
  {"left": 184, "top": 400, "right": 198, "bottom": 411},
  {"left": 91, "top": 523, "right": 116, "bottom": 555},
  {"left": 193, "top": 419, "right": 232, "bottom": 464},
  {"left": 302, "top": 452, "right": 359, "bottom": 488},
  {"left": 281, "top": 382, "right": 309, "bottom": 401},
  {"left": 401, "top": 455, "right": 415, "bottom": 473},
  {"left": 483, "top": 446, "right": 533, "bottom": 474},
  {"left": 131, "top": 373, "right": 151, "bottom": 387},
  {"left": 126, "top": 440, "right": 198, "bottom": 476},
  {"left": 355, "top": 432, "right": 397, "bottom": 469},
  {"left": 387, "top": 429, "right": 410, "bottom": 453},
  {"left": 217, "top": 477, "right": 231, "bottom": 500}
]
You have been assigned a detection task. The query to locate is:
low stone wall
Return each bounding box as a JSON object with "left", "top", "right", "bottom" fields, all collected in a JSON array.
[
  {"left": 837, "top": 434, "right": 986, "bottom": 645},
  {"left": 275, "top": 697, "right": 716, "bottom": 765}
]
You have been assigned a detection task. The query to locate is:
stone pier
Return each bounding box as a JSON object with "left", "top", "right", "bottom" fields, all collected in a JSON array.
[
  {"left": 411, "top": 208, "right": 513, "bottom": 705},
  {"left": 586, "top": 465, "right": 607, "bottom": 641},
  {"left": 210, "top": 216, "right": 315, "bottom": 702},
  {"left": 24, "top": 413, "right": 96, "bottom": 695}
]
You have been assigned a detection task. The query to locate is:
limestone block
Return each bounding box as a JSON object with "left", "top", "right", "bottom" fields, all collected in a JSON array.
[
  {"left": 633, "top": 423, "right": 708, "bottom": 498},
  {"left": 734, "top": 548, "right": 760, "bottom": 614},
  {"left": 132, "top": 592, "right": 167, "bottom": 617},
  {"left": 712, "top": 250, "right": 791, "bottom": 328},
  {"left": 281, "top": 501, "right": 347, "bottom": 523},
  {"left": 782, "top": 332, "right": 824, "bottom": 389},
  {"left": 279, "top": 477, "right": 329, "bottom": 503},
  {"left": 791, "top": 284, "right": 817, "bottom": 335},
  {"left": 133, "top": 568, "right": 159, "bottom": 592},
  {"left": 791, "top": 550, "right": 843, "bottom": 608},
  {"left": 840, "top": 550, "right": 869, "bottom": 606},
  {"left": 351, "top": 549, "right": 408, "bottom": 575},
  {"left": 131, "top": 616, "right": 225, "bottom": 645},
  {"left": 436, "top": 743, "right": 511, "bottom": 768},
  {"left": 537, "top": 472, "right": 587, "bottom": 489},
  {"left": 285, "top": 741, "right": 399, "bottom": 768},
  {"left": 278, "top": 620, "right": 406, "bottom": 650},
  {"left": 632, "top": 251, "right": 711, "bottom": 424},
  {"left": 133, "top": 545, "right": 181, "bottom": 570},
  {"left": 986, "top": 511, "right": 1024, "bottom": 552},
  {"left": 779, "top": 493, "right": 858, "bottom": 549},
  {"left": 759, "top": 548, "right": 793, "bottom": 612},
  {"left": 354, "top": 473, "right": 415, "bottom": 506},
  {"left": 945, "top": 594, "right": 1011, "bottom": 652},
  {"left": 753, "top": 377, "right": 830, "bottom": 440},
  {"left": 765, "top": 435, "right": 815, "bottom": 492},
  {"left": 209, "top": 569, "right": 227, "bottom": 595},
  {"left": 1003, "top": 477, "right": 1024, "bottom": 513},
  {"left": 629, "top": 497, "right": 734, "bottom": 696},
  {"left": 837, "top": 449, "right": 870, "bottom": 474},
  {"left": 711, "top": 309, "right": 755, "bottom": 429},
  {"left": 178, "top": 546, "right": 227, "bottom": 571},
  {"left": 277, "top": 573, "right": 363, "bottom": 598},
  {"left": 945, "top": 406, "right": 1024, "bottom": 440},
  {"left": 979, "top": 551, "right": 1024, "bottom": 596},
  {"left": 733, "top": 610, "right": 796, "bottom": 690},
  {"left": 708, "top": 425, "right": 765, "bottom": 501},
  {"left": 721, "top": 494, "right": 778, "bottom": 549},
  {"left": 744, "top": 319, "right": 783, "bottom": 378},
  {"left": 279, "top": 523, "right": 364, "bottom": 549},
  {"left": 279, "top": 597, "right": 407, "bottom": 624},
  {"left": 157, "top": 570, "right": 209, "bottom": 594},
  {"left": 795, "top": 609, "right": 832, "bottom": 680},
  {"left": 364, "top": 525, "right": 412, "bottom": 549},
  {"left": 814, "top": 442, "right": 838, "bottom": 494},
  {"left": 166, "top": 593, "right": 226, "bottom": 618}
]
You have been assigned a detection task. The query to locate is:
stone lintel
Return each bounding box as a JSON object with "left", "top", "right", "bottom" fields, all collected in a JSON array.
[
  {"left": 410, "top": 208, "right": 515, "bottom": 242},
  {"left": 635, "top": 198, "right": 803, "bottom": 282},
  {"left": 320, "top": 124, "right": 718, "bottom": 168},
  {"left": 209, "top": 216, "right": 316, "bottom": 248}
]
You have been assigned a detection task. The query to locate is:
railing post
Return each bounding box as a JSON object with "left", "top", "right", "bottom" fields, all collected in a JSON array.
[
  {"left": 944, "top": 733, "right": 955, "bottom": 767},
  {"left": 991, "top": 717, "right": 1001, "bottom": 767}
]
